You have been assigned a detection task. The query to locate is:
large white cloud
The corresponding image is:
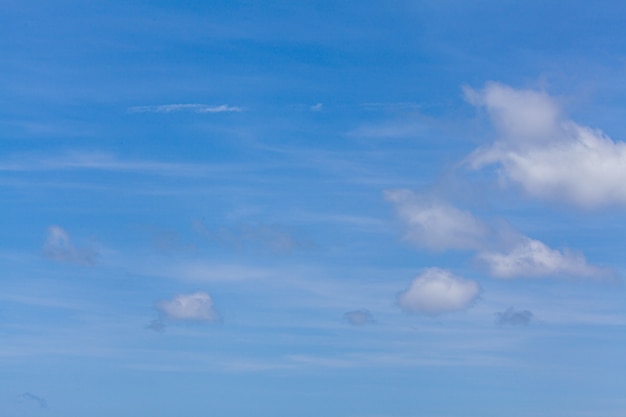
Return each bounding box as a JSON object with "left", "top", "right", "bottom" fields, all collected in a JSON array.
[
  {"left": 155, "top": 292, "right": 220, "bottom": 322},
  {"left": 477, "top": 236, "right": 609, "bottom": 279},
  {"left": 384, "top": 189, "right": 488, "bottom": 251},
  {"left": 397, "top": 268, "right": 480, "bottom": 315},
  {"left": 466, "top": 82, "right": 626, "bottom": 208}
]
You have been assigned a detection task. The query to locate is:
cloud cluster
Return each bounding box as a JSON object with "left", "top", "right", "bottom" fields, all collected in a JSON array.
[
  {"left": 43, "top": 226, "right": 97, "bottom": 266},
  {"left": 343, "top": 309, "right": 375, "bottom": 326},
  {"left": 495, "top": 307, "right": 534, "bottom": 326},
  {"left": 385, "top": 190, "right": 607, "bottom": 280},
  {"left": 155, "top": 291, "right": 220, "bottom": 323},
  {"left": 397, "top": 268, "right": 480, "bottom": 315},
  {"left": 466, "top": 82, "right": 626, "bottom": 208}
]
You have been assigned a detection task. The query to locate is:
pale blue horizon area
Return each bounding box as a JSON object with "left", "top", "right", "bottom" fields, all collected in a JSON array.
[{"left": 1, "top": 1, "right": 625, "bottom": 417}]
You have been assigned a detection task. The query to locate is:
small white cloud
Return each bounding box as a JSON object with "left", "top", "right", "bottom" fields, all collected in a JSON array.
[
  {"left": 310, "top": 103, "right": 323, "bottom": 112},
  {"left": 397, "top": 268, "right": 480, "bottom": 316},
  {"left": 466, "top": 82, "right": 626, "bottom": 208},
  {"left": 155, "top": 292, "right": 220, "bottom": 322},
  {"left": 43, "top": 226, "right": 97, "bottom": 266},
  {"left": 477, "top": 237, "right": 609, "bottom": 279},
  {"left": 343, "top": 309, "right": 375, "bottom": 326},
  {"left": 128, "top": 104, "right": 243, "bottom": 113},
  {"left": 384, "top": 189, "right": 488, "bottom": 251}
]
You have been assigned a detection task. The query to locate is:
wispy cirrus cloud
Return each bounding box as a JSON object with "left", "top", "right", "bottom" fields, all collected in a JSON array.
[
  {"left": 348, "top": 120, "right": 426, "bottom": 139},
  {"left": 465, "top": 82, "right": 626, "bottom": 208},
  {"left": 43, "top": 225, "right": 97, "bottom": 266},
  {"left": 192, "top": 220, "right": 315, "bottom": 255},
  {"left": 0, "top": 151, "right": 237, "bottom": 177},
  {"left": 127, "top": 104, "right": 243, "bottom": 113}
]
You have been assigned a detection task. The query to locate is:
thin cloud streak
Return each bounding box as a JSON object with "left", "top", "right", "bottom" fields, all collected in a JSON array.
[
  {"left": 0, "top": 151, "right": 244, "bottom": 177},
  {"left": 128, "top": 104, "right": 244, "bottom": 113}
]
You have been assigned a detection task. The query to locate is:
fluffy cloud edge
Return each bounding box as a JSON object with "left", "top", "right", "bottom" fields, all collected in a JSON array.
[
  {"left": 465, "top": 82, "right": 626, "bottom": 208},
  {"left": 384, "top": 189, "right": 489, "bottom": 251},
  {"left": 477, "top": 236, "right": 613, "bottom": 280},
  {"left": 397, "top": 268, "right": 481, "bottom": 316},
  {"left": 154, "top": 291, "right": 221, "bottom": 323}
]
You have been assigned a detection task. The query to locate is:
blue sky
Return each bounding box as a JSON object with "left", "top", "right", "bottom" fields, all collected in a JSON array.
[{"left": 1, "top": 1, "right": 626, "bottom": 416}]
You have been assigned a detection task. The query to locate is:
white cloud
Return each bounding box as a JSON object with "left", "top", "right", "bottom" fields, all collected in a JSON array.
[
  {"left": 384, "top": 189, "right": 488, "bottom": 251},
  {"left": 477, "top": 236, "right": 609, "bottom": 279},
  {"left": 397, "top": 268, "right": 480, "bottom": 315},
  {"left": 128, "top": 104, "right": 243, "bottom": 113},
  {"left": 385, "top": 190, "right": 609, "bottom": 280},
  {"left": 155, "top": 292, "right": 220, "bottom": 322},
  {"left": 43, "top": 226, "right": 97, "bottom": 266},
  {"left": 466, "top": 82, "right": 626, "bottom": 208},
  {"left": 310, "top": 103, "right": 323, "bottom": 112}
]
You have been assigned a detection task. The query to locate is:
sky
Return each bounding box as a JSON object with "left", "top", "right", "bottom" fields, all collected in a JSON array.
[{"left": 1, "top": 1, "right": 626, "bottom": 416}]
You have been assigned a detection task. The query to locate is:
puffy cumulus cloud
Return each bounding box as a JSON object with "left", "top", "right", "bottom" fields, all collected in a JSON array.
[
  {"left": 397, "top": 268, "right": 480, "bottom": 316},
  {"left": 384, "top": 189, "right": 489, "bottom": 251},
  {"left": 478, "top": 237, "right": 609, "bottom": 279},
  {"left": 495, "top": 307, "right": 534, "bottom": 326},
  {"left": 155, "top": 292, "right": 220, "bottom": 322},
  {"left": 466, "top": 82, "right": 626, "bottom": 208},
  {"left": 43, "top": 225, "right": 97, "bottom": 265},
  {"left": 343, "top": 309, "right": 375, "bottom": 326}
]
